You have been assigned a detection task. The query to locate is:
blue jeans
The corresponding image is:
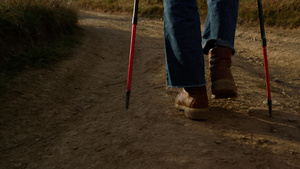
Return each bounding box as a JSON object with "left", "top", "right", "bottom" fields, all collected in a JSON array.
[{"left": 164, "top": 0, "right": 239, "bottom": 87}]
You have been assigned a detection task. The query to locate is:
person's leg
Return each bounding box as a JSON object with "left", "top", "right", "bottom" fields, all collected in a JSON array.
[
  {"left": 164, "top": 0, "right": 208, "bottom": 120},
  {"left": 202, "top": 0, "right": 239, "bottom": 98},
  {"left": 164, "top": 0, "right": 205, "bottom": 87},
  {"left": 202, "top": 0, "right": 239, "bottom": 54}
]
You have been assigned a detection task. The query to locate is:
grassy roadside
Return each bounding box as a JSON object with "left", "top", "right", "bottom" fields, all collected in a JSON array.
[
  {"left": 0, "top": 0, "right": 81, "bottom": 93},
  {"left": 239, "top": 0, "right": 300, "bottom": 28},
  {"left": 74, "top": 0, "right": 300, "bottom": 28},
  {"left": 0, "top": 0, "right": 298, "bottom": 93}
]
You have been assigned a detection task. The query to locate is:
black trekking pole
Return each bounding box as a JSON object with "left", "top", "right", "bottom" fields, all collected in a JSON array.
[
  {"left": 258, "top": 0, "right": 272, "bottom": 117},
  {"left": 126, "top": 0, "right": 139, "bottom": 109}
]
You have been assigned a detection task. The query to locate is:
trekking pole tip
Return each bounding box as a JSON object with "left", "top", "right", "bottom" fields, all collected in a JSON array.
[
  {"left": 268, "top": 99, "right": 272, "bottom": 117},
  {"left": 126, "top": 91, "right": 131, "bottom": 110}
]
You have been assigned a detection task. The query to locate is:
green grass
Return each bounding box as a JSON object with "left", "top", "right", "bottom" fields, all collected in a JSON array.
[{"left": 0, "top": 0, "right": 81, "bottom": 93}]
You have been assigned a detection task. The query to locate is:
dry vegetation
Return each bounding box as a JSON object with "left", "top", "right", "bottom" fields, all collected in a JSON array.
[
  {"left": 0, "top": 0, "right": 299, "bottom": 92},
  {"left": 239, "top": 0, "right": 300, "bottom": 28},
  {"left": 74, "top": 0, "right": 300, "bottom": 28},
  {"left": 0, "top": 0, "right": 80, "bottom": 92}
]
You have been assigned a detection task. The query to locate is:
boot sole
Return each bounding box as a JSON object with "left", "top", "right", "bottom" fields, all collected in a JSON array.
[
  {"left": 175, "top": 104, "right": 209, "bottom": 120},
  {"left": 212, "top": 80, "right": 237, "bottom": 99}
]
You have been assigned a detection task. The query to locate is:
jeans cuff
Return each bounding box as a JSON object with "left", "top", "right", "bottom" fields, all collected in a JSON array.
[
  {"left": 166, "top": 83, "right": 206, "bottom": 88},
  {"left": 202, "top": 39, "right": 235, "bottom": 55}
]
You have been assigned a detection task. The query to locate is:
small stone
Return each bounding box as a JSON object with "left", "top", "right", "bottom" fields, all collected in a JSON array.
[
  {"left": 273, "top": 100, "right": 281, "bottom": 106},
  {"left": 272, "top": 78, "right": 282, "bottom": 83},
  {"left": 271, "top": 128, "right": 279, "bottom": 133},
  {"left": 215, "top": 140, "right": 222, "bottom": 144},
  {"left": 257, "top": 139, "right": 269, "bottom": 145},
  {"left": 241, "top": 136, "right": 249, "bottom": 142},
  {"left": 257, "top": 139, "right": 277, "bottom": 145}
]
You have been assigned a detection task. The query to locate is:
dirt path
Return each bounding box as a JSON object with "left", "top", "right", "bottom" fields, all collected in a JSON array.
[{"left": 1, "top": 11, "right": 300, "bottom": 169}]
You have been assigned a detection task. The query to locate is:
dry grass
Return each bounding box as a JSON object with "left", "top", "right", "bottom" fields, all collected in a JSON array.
[
  {"left": 239, "top": 0, "right": 300, "bottom": 28},
  {"left": 0, "top": 0, "right": 78, "bottom": 41},
  {"left": 73, "top": 0, "right": 300, "bottom": 28},
  {"left": 1, "top": 0, "right": 298, "bottom": 92},
  {"left": 0, "top": 0, "right": 80, "bottom": 93}
]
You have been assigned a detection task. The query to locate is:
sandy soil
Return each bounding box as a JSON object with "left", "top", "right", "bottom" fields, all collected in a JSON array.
[{"left": 1, "top": 11, "right": 300, "bottom": 169}]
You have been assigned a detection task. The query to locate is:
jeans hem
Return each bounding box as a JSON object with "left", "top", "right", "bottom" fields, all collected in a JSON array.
[
  {"left": 166, "top": 83, "right": 206, "bottom": 88},
  {"left": 202, "top": 39, "right": 235, "bottom": 55}
]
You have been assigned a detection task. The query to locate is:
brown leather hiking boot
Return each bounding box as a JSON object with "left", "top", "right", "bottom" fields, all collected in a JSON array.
[
  {"left": 209, "top": 46, "right": 237, "bottom": 98},
  {"left": 175, "top": 86, "right": 209, "bottom": 120}
]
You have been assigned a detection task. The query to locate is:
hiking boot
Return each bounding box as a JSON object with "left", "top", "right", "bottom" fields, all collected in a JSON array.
[
  {"left": 208, "top": 46, "right": 237, "bottom": 98},
  {"left": 175, "top": 86, "right": 209, "bottom": 120}
]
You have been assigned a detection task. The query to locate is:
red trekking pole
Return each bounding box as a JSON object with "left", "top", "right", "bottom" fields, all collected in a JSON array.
[
  {"left": 126, "top": 0, "right": 139, "bottom": 109},
  {"left": 258, "top": 0, "right": 272, "bottom": 117}
]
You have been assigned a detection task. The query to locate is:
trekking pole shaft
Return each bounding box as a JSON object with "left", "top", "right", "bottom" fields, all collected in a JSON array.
[
  {"left": 263, "top": 46, "right": 272, "bottom": 116},
  {"left": 126, "top": 0, "right": 139, "bottom": 109},
  {"left": 258, "top": 0, "right": 272, "bottom": 117},
  {"left": 126, "top": 24, "right": 136, "bottom": 109},
  {"left": 126, "top": 24, "right": 136, "bottom": 92}
]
